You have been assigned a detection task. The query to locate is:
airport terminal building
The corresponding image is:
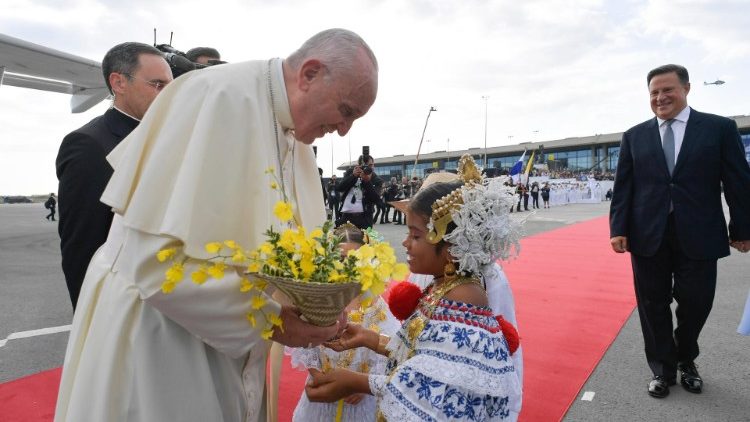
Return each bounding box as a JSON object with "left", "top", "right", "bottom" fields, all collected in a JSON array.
[{"left": 339, "top": 114, "right": 750, "bottom": 179}]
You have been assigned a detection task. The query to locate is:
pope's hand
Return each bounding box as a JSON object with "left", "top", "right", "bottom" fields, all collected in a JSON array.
[
  {"left": 610, "top": 236, "right": 628, "bottom": 253},
  {"left": 270, "top": 306, "right": 342, "bottom": 348}
]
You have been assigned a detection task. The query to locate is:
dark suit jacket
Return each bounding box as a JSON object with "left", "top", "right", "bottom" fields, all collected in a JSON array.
[
  {"left": 610, "top": 108, "right": 750, "bottom": 260},
  {"left": 336, "top": 170, "right": 384, "bottom": 212},
  {"left": 56, "top": 108, "right": 139, "bottom": 307}
]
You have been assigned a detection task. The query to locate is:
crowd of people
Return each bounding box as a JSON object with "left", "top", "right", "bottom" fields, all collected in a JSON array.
[
  {"left": 45, "top": 27, "right": 750, "bottom": 422},
  {"left": 323, "top": 171, "right": 613, "bottom": 225}
]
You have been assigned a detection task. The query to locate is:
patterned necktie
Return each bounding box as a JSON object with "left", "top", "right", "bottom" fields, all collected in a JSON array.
[{"left": 663, "top": 119, "right": 675, "bottom": 175}]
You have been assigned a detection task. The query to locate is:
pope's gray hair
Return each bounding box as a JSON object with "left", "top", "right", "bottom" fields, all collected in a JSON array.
[{"left": 287, "top": 28, "right": 378, "bottom": 78}]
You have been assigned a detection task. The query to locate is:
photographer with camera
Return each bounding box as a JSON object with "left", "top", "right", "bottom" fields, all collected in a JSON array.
[
  {"left": 185, "top": 47, "right": 222, "bottom": 65},
  {"left": 336, "top": 146, "right": 383, "bottom": 229}
]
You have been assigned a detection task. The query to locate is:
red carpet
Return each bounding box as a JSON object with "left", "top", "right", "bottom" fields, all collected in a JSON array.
[
  {"left": 0, "top": 368, "right": 61, "bottom": 422},
  {"left": 1, "top": 215, "right": 634, "bottom": 422},
  {"left": 505, "top": 216, "right": 635, "bottom": 421}
]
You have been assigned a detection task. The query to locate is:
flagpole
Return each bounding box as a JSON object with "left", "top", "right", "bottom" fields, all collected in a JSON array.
[
  {"left": 413, "top": 106, "right": 437, "bottom": 179},
  {"left": 482, "top": 96, "right": 489, "bottom": 168}
]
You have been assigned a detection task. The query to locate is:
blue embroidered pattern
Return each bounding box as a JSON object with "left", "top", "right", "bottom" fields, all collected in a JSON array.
[
  {"left": 388, "top": 366, "right": 511, "bottom": 420},
  {"left": 381, "top": 300, "right": 517, "bottom": 420},
  {"left": 418, "top": 322, "right": 510, "bottom": 363}
]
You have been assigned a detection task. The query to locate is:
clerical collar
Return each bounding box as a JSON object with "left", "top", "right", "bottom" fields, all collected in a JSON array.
[
  {"left": 269, "top": 58, "right": 294, "bottom": 133},
  {"left": 112, "top": 105, "right": 141, "bottom": 122}
]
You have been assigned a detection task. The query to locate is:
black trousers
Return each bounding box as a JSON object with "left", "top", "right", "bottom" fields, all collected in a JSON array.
[
  {"left": 531, "top": 192, "right": 539, "bottom": 208},
  {"left": 631, "top": 215, "right": 717, "bottom": 379}
]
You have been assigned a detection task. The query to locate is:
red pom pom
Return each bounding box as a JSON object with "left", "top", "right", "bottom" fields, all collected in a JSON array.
[
  {"left": 386, "top": 281, "right": 422, "bottom": 320},
  {"left": 496, "top": 315, "right": 520, "bottom": 355}
]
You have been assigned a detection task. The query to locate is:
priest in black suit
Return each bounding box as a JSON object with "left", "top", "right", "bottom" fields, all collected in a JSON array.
[
  {"left": 56, "top": 42, "right": 172, "bottom": 309},
  {"left": 610, "top": 64, "right": 750, "bottom": 398}
]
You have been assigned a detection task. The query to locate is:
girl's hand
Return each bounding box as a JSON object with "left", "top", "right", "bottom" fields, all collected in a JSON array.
[
  {"left": 324, "top": 323, "right": 377, "bottom": 352},
  {"left": 305, "top": 368, "right": 366, "bottom": 402},
  {"left": 343, "top": 394, "right": 364, "bottom": 405}
]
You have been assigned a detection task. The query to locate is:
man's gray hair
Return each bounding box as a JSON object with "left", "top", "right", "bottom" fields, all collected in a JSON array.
[
  {"left": 102, "top": 42, "right": 164, "bottom": 94},
  {"left": 287, "top": 28, "right": 378, "bottom": 78}
]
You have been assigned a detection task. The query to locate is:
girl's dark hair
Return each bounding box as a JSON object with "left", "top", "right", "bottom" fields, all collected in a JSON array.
[
  {"left": 333, "top": 224, "right": 365, "bottom": 245},
  {"left": 408, "top": 180, "right": 464, "bottom": 250}
]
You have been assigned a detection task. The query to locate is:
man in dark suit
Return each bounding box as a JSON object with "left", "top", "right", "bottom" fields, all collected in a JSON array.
[
  {"left": 336, "top": 153, "right": 383, "bottom": 229},
  {"left": 56, "top": 42, "right": 172, "bottom": 309},
  {"left": 610, "top": 64, "right": 750, "bottom": 398}
]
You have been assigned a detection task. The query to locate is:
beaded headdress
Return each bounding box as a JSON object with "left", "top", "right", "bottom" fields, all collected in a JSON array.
[{"left": 425, "top": 154, "right": 521, "bottom": 275}]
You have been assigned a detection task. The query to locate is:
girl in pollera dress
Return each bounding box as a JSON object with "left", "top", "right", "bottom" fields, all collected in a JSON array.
[
  {"left": 305, "top": 155, "right": 523, "bottom": 421},
  {"left": 288, "top": 224, "right": 399, "bottom": 422}
]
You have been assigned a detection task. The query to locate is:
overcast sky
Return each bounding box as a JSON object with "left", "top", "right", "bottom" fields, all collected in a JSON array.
[{"left": 1, "top": 0, "right": 748, "bottom": 195}]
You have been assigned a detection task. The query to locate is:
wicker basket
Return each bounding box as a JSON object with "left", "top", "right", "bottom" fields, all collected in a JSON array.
[{"left": 250, "top": 273, "right": 362, "bottom": 326}]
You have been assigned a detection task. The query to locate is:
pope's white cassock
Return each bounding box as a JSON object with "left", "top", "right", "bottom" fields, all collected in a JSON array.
[{"left": 54, "top": 58, "right": 326, "bottom": 422}]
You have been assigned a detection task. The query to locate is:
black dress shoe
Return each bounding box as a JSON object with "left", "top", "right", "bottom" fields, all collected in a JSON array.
[
  {"left": 679, "top": 362, "right": 703, "bottom": 394},
  {"left": 648, "top": 375, "right": 675, "bottom": 398}
]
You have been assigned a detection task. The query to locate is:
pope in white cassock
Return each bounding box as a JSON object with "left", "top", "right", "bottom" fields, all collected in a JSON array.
[{"left": 54, "top": 28, "right": 379, "bottom": 422}]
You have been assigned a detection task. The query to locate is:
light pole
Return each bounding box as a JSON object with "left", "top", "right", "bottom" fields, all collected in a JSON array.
[
  {"left": 482, "top": 96, "right": 489, "bottom": 168},
  {"left": 413, "top": 106, "right": 437, "bottom": 179}
]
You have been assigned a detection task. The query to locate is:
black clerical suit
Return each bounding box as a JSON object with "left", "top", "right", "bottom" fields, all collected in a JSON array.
[
  {"left": 56, "top": 108, "right": 139, "bottom": 309},
  {"left": 610, "top": 108, "right": 750, "bottom": 380}
]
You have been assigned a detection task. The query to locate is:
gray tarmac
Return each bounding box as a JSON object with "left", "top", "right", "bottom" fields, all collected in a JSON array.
[{"left": 1, "top": 201, "right": 748, "bottom": 421}]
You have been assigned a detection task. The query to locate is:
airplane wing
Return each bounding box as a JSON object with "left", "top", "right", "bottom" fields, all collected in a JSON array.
[{"left": 0, "top": 33, "right": 109, "bottom": 113}]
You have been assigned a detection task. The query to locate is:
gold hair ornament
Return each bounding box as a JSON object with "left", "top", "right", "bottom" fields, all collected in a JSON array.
[{"left": 426, "top": 154, "right": 483, "bottom": 244}]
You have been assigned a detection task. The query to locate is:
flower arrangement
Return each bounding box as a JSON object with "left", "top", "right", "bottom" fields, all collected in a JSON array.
[{"left": 156, "top": 167, "right": 408, "bottom": 335}]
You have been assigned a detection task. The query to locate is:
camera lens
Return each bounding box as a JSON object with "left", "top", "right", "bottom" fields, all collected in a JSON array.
[{"left": 362, "top": 166, "right": 373, "bottom": 175}]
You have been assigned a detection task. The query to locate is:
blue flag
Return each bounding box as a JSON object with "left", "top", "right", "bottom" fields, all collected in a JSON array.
[{"left": 509, "top": 150, "right": 526, "bottom": 176}]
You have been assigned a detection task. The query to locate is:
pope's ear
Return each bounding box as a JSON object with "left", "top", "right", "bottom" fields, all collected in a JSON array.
[{"left": 298, "top": 59, "right": 324, "bottom": 91}]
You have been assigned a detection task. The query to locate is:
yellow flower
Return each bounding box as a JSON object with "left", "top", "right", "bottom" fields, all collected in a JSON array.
[
  {"left": 231, "top": 250, "right": 246, "bottom": 263},
  {"left": 156, "top": 248, "right": 177, "bottom": 262},
  {"left": 224, "top": 240, "right": 239, "bottom": 250},
  {"left": 161, "top": 280, "right": 176, "bottom": 294},
  {"left": 254, "top": 278, "right": 268, "bottom": 291},
  {"left": 240, "top": 278, "right": 253, "bottom": 292},
  {"left": 289, "top": 261, "right": 299, "bottom": 278},
  {"left": 251, "top": 295, "right": 267, "bottom": 310},
  {"left": 354, "top": 244, "right": 375, "bottom": 262},
  {"left": 260, "top": 242, "right": 274, "bottom": 256},
  {"left": 299, "top": 257, "right": 315, "bottom": 278},
  {"left": 191, "top": 266, "right": 209, "bottom": 285},
  {"left": 207, "top": 262, "right": 227, "bottom": 279},
  {"left": 261, "top": 327, "right": 274, "bottom": 340},
  {"left": 270, "top": 182, "right": 278, "bottom": 190},
  {"left": 279, "top": 230, "right": 296, "bottom": 252},
  {"left": 392, "top": 263, "right": 409, "bottom": 280},
  {"left": 273, "top": 201, "right": 294, "bottom": 222},
  {"left": 205, "top": 242, "right": 222, "bottom": 254},
  {"left": 328, "top": 271, "right": 345, "bottom": 283},
  {"left": 360, "top": 296, "right": 373, "bottom": 308},
  {"left": 267, "top": 313, "right": 283, "bottom": 328},
  {"left": 247, "top": 312, "right": 257, "bottom": 327},
  {"left": 247, "top": 262, "right": 261, "bottom": 273},
  {"left": 264, "top": 167, "right": 275, "bottom": 174},
  {"left": 165, "top": 262, "right": 184, "bottom": 283},
  {"left": 310, "top": 228, "right": 323, "bottom": 239}
]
